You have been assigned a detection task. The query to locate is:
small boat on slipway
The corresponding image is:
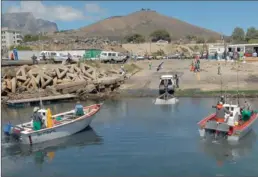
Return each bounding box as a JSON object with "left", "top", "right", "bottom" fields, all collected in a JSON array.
[
  {"left": 3, "top": 103, "right": 102, "bottom": 145},
  {"left": 197, "top": 100, "right": 258, "bottom": 142},
  {"left": 154, "top": 75, "right": 179, "bottom": 105}
]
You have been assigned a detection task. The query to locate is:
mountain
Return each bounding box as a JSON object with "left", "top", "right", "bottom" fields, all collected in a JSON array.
[
  {"left": 78, "top": 10, "right": 221, "bottom": 41},
  {"left": 2, "top": 12, "right": 58, "bottom": 34}
]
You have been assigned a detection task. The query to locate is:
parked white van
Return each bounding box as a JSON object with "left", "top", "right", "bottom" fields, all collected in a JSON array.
[
  {"left": 99, "top": 51, "right": 127, "bottom": 63},
  {"left": 39, "top": 51, "right": 67, "bottom": 62}
]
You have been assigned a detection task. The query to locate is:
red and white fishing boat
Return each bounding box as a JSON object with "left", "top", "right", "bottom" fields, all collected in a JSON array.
[
  {"left": 198, "top": 102, "right": 258, "bottom": 142},
  {"left": 4, "top": 103, "right": 102, "bottom": 144}
]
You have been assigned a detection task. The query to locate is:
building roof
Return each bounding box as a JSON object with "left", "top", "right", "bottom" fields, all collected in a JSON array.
[{"left": 228, "top": 43, "right": 258, "bottom": 47}]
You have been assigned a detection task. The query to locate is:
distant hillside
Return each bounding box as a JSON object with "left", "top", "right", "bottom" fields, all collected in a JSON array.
[
  {"left": 2, "top": 12, "right": 58, "bottom": 34},
  {"left": 78, "top": 10, "right": 221, "bottom": 41}
]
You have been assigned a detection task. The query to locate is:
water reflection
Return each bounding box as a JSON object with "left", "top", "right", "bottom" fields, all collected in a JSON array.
[
  {"left": 199, "top": 131, "right": 257, "bottom": 166},
  {"left": 2, "top": 127, "right": 103, "bottom": 165},
  {"left": 158, "top": 102, "right": 180, "bottom": 113}
]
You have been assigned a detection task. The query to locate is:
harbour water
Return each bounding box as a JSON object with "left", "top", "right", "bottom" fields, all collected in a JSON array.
[{"left": 1, "top": 97, "right": 258, "bottom": 177}]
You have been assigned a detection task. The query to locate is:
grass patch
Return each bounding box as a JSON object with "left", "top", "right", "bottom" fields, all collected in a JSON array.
[
  {"left": 23, "top": 34, "right": 49, "bottom": 42},
  {"left": 79, "top": 60, "right": 101, "bottom": 68},
  {"left": 9, "top": 45, "right": 32, "bottom": 51},
  {"left": 124, "top": 63, "right": 142, "bottom": 74},
  {"left": 175, "top": 89, "right": 258, "bottom": 97}
]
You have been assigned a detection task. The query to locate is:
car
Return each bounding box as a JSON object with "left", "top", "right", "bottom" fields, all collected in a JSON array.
[
  {"left": 168, "top": 53, "right": 181, "bottom": 59},
  {"left": 99, "top": 51, "right": 127, "bottom": 63}
]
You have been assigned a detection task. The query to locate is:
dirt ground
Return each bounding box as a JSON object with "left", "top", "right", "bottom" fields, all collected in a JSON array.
[{"left": 121, "top": 59, "right": 258, "bottom": 91}]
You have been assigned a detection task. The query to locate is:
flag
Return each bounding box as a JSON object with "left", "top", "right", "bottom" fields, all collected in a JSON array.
[{"left": 46, "top": 108, "right": 53, "bottom": 128}]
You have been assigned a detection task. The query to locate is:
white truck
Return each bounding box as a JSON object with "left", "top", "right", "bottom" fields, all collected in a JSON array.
[{"left": 99, "top": 51, "right": 127, "bottom": 63}]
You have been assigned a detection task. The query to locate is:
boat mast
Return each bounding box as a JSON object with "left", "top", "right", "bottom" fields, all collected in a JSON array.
[
  {"left": 37, "top": 83, "right": 44, "bottom": 109},
  {"left": 237, "top": 59, "right": 240, "bottom": 105},
  {"left": 220, "top": 72, "right": 222, "bottom": 97}
]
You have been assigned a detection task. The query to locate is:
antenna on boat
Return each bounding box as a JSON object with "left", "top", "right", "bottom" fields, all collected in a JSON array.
[
  {"left": 220, "top": 71, "right": 223, "bottom": 97},
  {"left": 236, "top": 59, "right": 240, "bottom": 105},
  {"left": 37, "top": 82, "right": 44, "bottom": 109}
]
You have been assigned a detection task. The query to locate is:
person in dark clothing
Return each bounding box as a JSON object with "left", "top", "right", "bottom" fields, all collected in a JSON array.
[
  {"left": 214, "top": 102, "right": 230, "bottom": 122},
  {"left": 67, "top": 53, "right": 72, "bottom": 64},
  {"left": 219, "top": 96, "right": 225, "bottom": 104},
  {"left": 175, "top": 74, "right": 179, "bottom": 88},
  {"left": 31, "top": 54, "right": 38, "bottom": 65},
  {"left": 42, "top": 53, "right": 46, "bottom": 61},
  {"left": 31, "top": 107, "right": 43, "bottom": 130},
  {"left": 196, "top": 59, "right": 200, "bottom": 72},
  {"left": 215, "top": 51, "right": 218, "bottom": 60}
]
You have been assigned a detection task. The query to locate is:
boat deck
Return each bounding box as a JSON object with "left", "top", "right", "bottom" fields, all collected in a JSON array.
[{"left": 20, "top": 107, "right": 98, "bottom": 134}]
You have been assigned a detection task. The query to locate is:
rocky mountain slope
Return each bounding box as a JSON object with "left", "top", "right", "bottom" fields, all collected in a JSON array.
[
  {"left": 2, "top": 12, "right": 58, "bottom": 34},
  {"left": 77, "top": 10, "right": 221, "bottom": 40}
]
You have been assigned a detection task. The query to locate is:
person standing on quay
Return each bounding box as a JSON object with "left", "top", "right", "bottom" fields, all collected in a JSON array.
[
  {"left": 218, "top": 63, "right": 221, "bottom": 75},
  {"left": 149, "top": 61, "right": 152, "bottom": 70}
]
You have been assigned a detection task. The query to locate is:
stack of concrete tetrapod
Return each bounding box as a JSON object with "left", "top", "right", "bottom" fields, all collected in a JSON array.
[{"left": 1, "top": 63, "right": 125, "bottom": 96}]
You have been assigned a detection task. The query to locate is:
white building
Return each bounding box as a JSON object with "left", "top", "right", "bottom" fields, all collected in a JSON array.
[
  {"left": 1, "top": 27, "right": 23, "bottom": 49},
  {"left": 208, "top": 43, "right": 226, "bottom": 55},
  {"left": 227, "top": 43, "right": 258, "bottom": 54}
]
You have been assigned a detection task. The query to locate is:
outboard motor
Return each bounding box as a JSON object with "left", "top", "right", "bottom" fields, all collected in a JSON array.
[
  {"left": 3, "top": 122, "right": 13, "bottom": 136},
  {"left": 3, "top": 122, "right": 22, "bottom": 140}
]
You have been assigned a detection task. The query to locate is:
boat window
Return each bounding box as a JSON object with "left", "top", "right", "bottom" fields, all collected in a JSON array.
[
  {"left": 108, "top": 53, "right": 112, "bottom": 56},
  {"left": 112, "top": 53, "right": 116, "bottom": 56},
  {"left": 102, "top": 53, "right": 107, "bottom": 56},
  {"left": 160, "top": 80, "right": 164, "bottom": 85},
  {"left": 42, "top": 112, "right": 46, "bottom": 116},
  {"left": 168, "top": 79, "right": 172, "bottom": 85}
]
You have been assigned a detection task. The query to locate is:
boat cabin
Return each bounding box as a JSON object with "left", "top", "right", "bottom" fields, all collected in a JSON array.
[{"left": 223, "top": 104, "right": 241, "bottom": 126}]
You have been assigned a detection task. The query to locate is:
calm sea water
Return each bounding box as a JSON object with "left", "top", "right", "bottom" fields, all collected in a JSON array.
[{"left": 1, "top": 97, "right": 258, "bottom": 177}]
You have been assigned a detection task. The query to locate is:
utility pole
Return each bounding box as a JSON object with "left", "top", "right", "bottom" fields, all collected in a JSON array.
[
  {"left": 149, "top": 38, "right": 152, "bottom": 55},
  {"left": 221, "top": 33, "right": 226, "bottom": 59}
]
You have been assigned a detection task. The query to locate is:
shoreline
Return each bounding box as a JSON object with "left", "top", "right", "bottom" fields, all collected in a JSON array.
[
  {"left": 2, "top": 89, "right": 257, "bottom": 106},
  {"left": 79, "top": 89, "right": 258, "bottom": 100},
  {"left": 2, "top": 60, "right": 258, "bottom": 104}
]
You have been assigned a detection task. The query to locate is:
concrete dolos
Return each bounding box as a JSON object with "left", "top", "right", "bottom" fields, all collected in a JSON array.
[{"left": 1, "top": 63, "right": 125, "bottom": 98}]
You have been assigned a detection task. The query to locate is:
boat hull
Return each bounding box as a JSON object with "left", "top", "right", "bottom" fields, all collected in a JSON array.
[
  {"left": 198, "top": 125, "right": 252, "bottom": 142},
  {"left": 198, "top": 113, "right": 258, "bottom": 142},
  {"left": 20, "top": 104, "right": 101, "bottom": 144},
  {"left": 154, "top": 97, "right": 179, "bottom": 105}
]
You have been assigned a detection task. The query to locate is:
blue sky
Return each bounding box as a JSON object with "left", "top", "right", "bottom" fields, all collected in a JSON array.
[{"left": 2, "top": 1, "right": 258, "bottom": 35}]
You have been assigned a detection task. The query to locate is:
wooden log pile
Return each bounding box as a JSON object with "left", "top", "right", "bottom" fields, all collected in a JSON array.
[{"left": 1, "top": 63, "right": 125, "bottom": 96}]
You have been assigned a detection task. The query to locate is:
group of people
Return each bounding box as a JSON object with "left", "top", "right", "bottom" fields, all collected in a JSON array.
[
  {"left": 190, "top": 57, "right": 201, "bottom": 72},
  {"left": 214, "top": 50, "right": 246, "bottom": 61},
  {"left": 213, "top": 96, "right": 252, "bottom": 123},
  {"left": 10, "top": 48, "right": 18, "bottom": 60},
  {"left": 31, "top": 52, "right": 73, "bottom": 65},
  {"left": 31, "top": 101, "right": 84, "bottom": 131}
]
